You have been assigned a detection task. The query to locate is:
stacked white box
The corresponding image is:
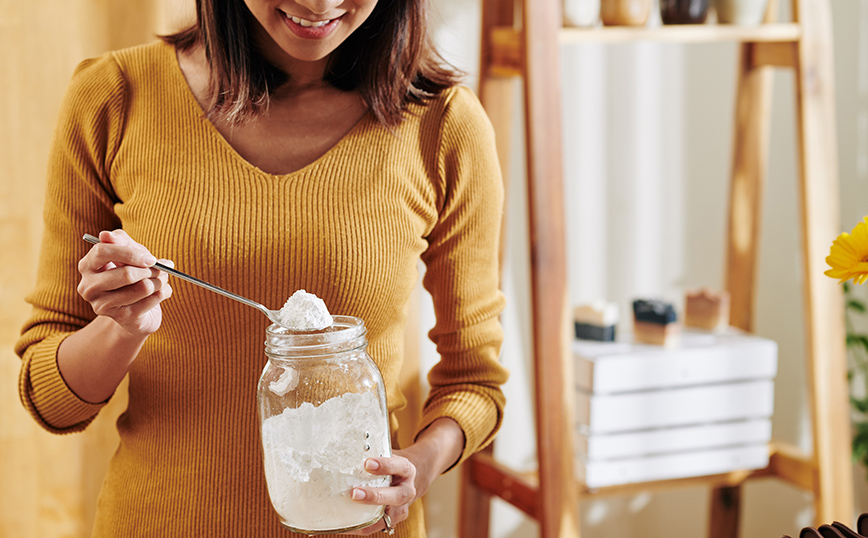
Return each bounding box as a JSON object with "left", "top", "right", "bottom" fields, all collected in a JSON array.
[{"left": 573, "top": 328, "right": 777, "bottom": 489}]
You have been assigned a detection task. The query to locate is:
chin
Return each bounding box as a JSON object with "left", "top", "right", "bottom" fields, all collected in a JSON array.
[
  {"left": 292, "top": 51, "right": 333, "bottom": 63},
  {"left": 276, "top": 40, "right": 338, "bottom": 64}
]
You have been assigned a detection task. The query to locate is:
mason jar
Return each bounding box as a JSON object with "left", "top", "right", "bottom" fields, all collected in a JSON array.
[{"left": 257, "top": 316, "right": 392, "bottom": 535}]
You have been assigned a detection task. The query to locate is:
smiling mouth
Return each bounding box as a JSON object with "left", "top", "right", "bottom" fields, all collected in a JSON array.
[{"left": 283, "top": 13, "right": 338, "bottom": 27}]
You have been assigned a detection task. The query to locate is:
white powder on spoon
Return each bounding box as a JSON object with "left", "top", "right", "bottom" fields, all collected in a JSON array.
[
  {"left": 270, "top": 290, "right": 331, "bottom": 396},
  {"left": 277, "top": 289, "right": 332, "bottom": 331}
]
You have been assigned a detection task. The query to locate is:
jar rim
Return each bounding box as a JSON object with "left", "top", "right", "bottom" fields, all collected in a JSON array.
[{"left": 265, "top": 315, "right": 367, "bottom": 357}]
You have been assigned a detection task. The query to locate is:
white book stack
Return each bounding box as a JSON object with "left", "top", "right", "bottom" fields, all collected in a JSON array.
[{"left": 573, "top": 328, "right": 778, "bottom": 489}]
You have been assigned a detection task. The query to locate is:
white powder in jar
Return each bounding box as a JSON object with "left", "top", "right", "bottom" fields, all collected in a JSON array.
[
  {"left": 261, "top": 390, "right": 390, "bottom": 532},
  {"left": 277, "top": 289, "right": 333, "bottom": 331},
  {"left": 269, "top": 367, "right": 299, "bottom": 396}
]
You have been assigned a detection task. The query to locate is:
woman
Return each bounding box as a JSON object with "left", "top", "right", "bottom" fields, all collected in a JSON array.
[{"left": 15, "top": 0, "right": 508, "bottom": 536}]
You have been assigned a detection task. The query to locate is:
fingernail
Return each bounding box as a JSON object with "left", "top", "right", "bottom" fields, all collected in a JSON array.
[
  {"left": 352, "top": 489, "right": 366, "bottom": 500},
  {"left": 144, "top": 255, "right": 157, "bottom": 266},
  {"left": 365, "top": 459, "right": 379, "bottom": 471}
]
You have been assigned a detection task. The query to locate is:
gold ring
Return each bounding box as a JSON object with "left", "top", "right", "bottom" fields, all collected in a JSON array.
[{"left": 382, "top": 513, "right": 395, "bottom": 535}]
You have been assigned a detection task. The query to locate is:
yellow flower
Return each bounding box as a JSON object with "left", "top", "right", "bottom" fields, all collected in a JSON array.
[{"left": 826, "top": 216, "right": 868, "bottom": 285}]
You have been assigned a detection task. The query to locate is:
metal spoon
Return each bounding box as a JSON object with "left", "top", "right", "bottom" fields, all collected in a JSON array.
[{"left": 83, "top": 233, "right": 284, "bottom": 326}]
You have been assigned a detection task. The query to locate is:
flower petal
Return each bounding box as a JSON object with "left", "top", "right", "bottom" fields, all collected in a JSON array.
[
  {"left": 825, "top": 218, "right": 868, "bottom": 285},
  {"left": 851, "top": 221, "right": 868, "bottom": 253}
]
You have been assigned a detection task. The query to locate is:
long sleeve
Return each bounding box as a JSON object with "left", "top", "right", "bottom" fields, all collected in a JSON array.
[
  {"left": 417, "top": 86, "right": 509, "bottom": 466},
  {"left": 16, "top": 53, "right": 127, "bottom": 433}
]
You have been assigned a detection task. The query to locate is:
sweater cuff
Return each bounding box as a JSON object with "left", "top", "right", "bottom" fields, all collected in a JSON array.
[
  {"left": 21, "top": 333, "right": 106, "bottom": 432},
  {"left": 415, "top": 390, "right": 502, "bottom": 471}
]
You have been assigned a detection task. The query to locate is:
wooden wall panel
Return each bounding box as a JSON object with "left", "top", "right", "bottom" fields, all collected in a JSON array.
[{"left": 0, "top": 2, "right": 191, "bottom": 536}]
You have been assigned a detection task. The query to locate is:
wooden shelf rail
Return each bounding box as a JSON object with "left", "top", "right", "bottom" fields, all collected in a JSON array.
[
  {"left": 460, "top": 0, "right": 854, "bottom": 536},
  {"left": 490, "top": 23, "right": 803, "bottom": 76}
]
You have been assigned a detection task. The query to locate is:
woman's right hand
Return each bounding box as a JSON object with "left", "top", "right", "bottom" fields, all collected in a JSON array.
[{"left": 77, "top": 229, "right": 173, "bottom": 337}]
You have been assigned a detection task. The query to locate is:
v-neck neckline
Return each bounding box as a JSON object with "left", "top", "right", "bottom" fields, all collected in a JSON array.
[{"left": 162, "top": 41, "right": 374, "bottom": 179}]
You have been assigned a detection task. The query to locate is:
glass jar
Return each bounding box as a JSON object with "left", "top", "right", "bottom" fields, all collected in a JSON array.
[{"left": 257, "top": 316, "right": 392, "bottom": 535}]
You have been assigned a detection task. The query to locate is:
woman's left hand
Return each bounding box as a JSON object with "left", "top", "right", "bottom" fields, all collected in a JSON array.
[
  {"left": 347, "top": 451, "right": 418, "bottom": 535},
  {"left": 346, "top": 418, "right": 465, "bottom": 535}
]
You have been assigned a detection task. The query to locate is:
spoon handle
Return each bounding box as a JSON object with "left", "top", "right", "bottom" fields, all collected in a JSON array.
[{"left": 82, "top": 233, "right": 271, "bottom": 316}]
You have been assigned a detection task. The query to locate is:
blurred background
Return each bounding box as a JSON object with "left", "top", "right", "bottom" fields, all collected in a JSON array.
[{"left": 2, "top": 1, "right": 867, "bottom": 537}]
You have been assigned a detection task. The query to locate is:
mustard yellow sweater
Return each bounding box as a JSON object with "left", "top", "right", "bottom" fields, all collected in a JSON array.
[{"left": 16, "top": 41, "right": 508, "bottom": 538}]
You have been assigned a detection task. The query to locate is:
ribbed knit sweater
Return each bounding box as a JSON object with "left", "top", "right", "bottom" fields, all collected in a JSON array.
[{"left": 16, "top": 41, "right": 508, "bottom": 538}]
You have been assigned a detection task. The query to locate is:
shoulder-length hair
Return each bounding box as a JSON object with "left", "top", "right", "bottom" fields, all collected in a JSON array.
[{"left": 162, "top": 0, "right": 460, "bottom": 127}]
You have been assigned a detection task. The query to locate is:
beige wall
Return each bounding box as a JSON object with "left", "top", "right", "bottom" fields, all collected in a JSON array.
[{"left": 0, "top": 2, "right": 191, "bottom": 536}]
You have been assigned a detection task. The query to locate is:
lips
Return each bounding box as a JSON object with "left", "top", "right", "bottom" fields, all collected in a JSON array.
[
  {"left": 288, "top": 15, "right": 333, "bottom": 27},
  {"left": 280, "top": 11, "right": 341, "bottom": 38}
]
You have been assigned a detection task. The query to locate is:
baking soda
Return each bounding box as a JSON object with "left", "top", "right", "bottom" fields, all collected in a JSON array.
[
  {"left": 260, "top": 390, "right": 390, "bottom": 532},
  {"left": 268, "top": 367, "right": 299, "bottom": 396},
  {"left": 278, "top": 290, "right": 332, "bottom": 331}
]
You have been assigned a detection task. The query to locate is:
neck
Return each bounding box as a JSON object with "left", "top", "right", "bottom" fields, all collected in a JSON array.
[
  {"left": 278, "top": 59, "right": 330, "bottom": 92},
  {"left": 250, "top": 21, "right": 331, "bottom": 92}
]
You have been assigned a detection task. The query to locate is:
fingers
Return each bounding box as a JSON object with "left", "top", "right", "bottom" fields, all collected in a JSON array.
[
  {"left": 351, "top": 456, "right": 416, "bottom": 507},
  {"left": 83, "top": 274, "right": 171, "bottom": 317},
  {"left": 347, "top": 455, "right": 418, "bottom": 535},
  {"left": 384, "top": 505, "right": 408, "bottom": 530},
  {"left": 77, "top": 229, "right": 172, "bottom": 334},
  {"left": 80, "top": 230, "right": 157, "bottom": 273},
  {"left": 79, "top": 265, "right": 163, "bottom": 297},
  {"left": 366, "top": 456, "right": 415, "bottom": 480},
  {"left": 347, "top": 507, "right": 406, "bottom": 536}
]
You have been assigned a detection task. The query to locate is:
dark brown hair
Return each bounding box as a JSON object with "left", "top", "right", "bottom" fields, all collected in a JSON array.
[{"left": 162, "top": 0, "right": 460, "bottom": 127}]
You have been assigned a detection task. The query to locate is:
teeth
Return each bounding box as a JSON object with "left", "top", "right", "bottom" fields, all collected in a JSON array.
[{"left": 289, "top": 15, "right": 332, "bottom": 28}]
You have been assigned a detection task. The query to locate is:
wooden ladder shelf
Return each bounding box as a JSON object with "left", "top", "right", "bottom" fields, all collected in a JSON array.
[{"left": 460, "top": 1, "right": 854, "bottom": 537}]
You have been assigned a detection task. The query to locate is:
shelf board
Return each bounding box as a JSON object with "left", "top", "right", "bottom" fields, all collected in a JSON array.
[
  {"left": 488, "top": 23, "right": 802, "bottom": 75},
  {"left": 578, "top": 467, "right": 768, "bottom": 499},
  {"left": 558, "top": 22, "right": 802, "bottom": 44},
  {"left": 467, "top": 441, "right": 815, "bottom": 516},
  {"left": 579, "top": 442, "right": 815, "bottom": 497}
]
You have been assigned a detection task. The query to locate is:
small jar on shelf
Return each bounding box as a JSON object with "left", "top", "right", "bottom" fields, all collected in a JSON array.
[
  {"left": 600, "top": 0, "right": 651, "bottom": 26},
  {"left": 564, "top": 0, "right": 601, "bottom": 27},
  {"left": 713, "top": 0, "right": 771, "bottom": 25},
  {"left": 660, "top": 0, "right": 710, "bottom": 24}
]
